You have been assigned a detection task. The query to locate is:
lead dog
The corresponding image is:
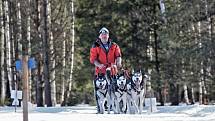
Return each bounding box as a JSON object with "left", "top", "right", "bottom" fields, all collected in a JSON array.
[
  {"left": 95, "top": 75, "right": 111, "bottom": 114},
  {"left": 130, "top": 70, "right": 148, "bottom": 114},
  {"left": 126, "top": 79, "right": 136, "bottom": 114},
  {"left": 114, "top": 74, "right": 127, "bottom": 113},
  {"left": 105, "top": 67, "right": 118, "bottom": 114}
]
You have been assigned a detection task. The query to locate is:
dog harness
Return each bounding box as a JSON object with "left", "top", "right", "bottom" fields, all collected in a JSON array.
[
  {"left": 131, "top": 80, "right": 144, "bottom": 94},
  {"left": 98, "top": 90, "right": 108, "bottom": 98},
  {"left": 116, "top": 85, "right": 127, "bottom": 98}
]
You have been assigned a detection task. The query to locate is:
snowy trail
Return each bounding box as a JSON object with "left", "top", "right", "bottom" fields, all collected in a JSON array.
[{"left": 0, "top": 104, "right": 215, "bottom": 121}]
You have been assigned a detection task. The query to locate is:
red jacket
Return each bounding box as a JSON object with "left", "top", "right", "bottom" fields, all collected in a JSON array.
[{"left": 90, "top": 39, "right": 121, "bottom": 76}]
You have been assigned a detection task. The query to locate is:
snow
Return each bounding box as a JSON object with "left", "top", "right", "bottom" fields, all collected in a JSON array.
[{"left": 0, "top": 104, "right": 215, "bottom": 121}]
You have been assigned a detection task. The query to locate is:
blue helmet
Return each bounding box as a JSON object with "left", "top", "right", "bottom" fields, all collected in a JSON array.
[{"left": 99, "top": 27, "right": 109, "bottom": 34}]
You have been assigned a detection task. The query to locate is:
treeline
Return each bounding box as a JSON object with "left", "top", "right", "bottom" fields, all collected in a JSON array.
[
  {"left": 0, "top": 0, "right": 75, "bottom": 106},
  {"left": 0, "top": 0, "right": 215, "bottom": 106},
  {"left": 75, "top": 0, "right": 215, "bottom": 106}
]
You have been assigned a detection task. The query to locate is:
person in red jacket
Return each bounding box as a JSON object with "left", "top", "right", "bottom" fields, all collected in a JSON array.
[
  {"left": 90, "top": 27, "right": 122, "bottom": 113},
  {"left": 90, "top": 27, "right": 122, "bottom": 76}
]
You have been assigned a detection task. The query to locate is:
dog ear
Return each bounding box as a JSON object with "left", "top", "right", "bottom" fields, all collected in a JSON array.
[
  {"left": 120, "top": 69, "right": 125, "bottom": 76},
  {"left": 106, "top": 68, "right": 111, "bottom": 77},
  {"left": 131, "top": 68, "right": 134, "bottom": 75},
  {"left": 98, "top": 73, "right": 102, "bottom": 77},
  {"left": 117, "top": 68, "right": 124, "bottom": 77},
  {"left": 98, "top": 73, "right": 105, "bottom": 78},
  {"left": 122, "top": 71, "right": 125, "bottom": 77},
  {"left": 124, "top": 69, "right": 131, "bottom": 79},
  {"left": 143, "top": 74, "right": 149, "bottom": 80}
]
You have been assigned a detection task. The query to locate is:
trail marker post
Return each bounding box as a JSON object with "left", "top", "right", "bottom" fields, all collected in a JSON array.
[{"left": 15, "top": 56, "right": 36, "bottom": 121}]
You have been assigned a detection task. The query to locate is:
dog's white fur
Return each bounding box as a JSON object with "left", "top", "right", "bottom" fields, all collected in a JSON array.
[
  {"left": 114, "top": 75, "right": 127, "bottom": 113},
  {"left": 130, "top": 70, "right": 148, "bottom": 114}
]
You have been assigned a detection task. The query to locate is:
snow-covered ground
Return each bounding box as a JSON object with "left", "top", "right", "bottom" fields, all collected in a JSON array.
[{"left": 0, "top": 104, "right": 215, "bottom": 121}]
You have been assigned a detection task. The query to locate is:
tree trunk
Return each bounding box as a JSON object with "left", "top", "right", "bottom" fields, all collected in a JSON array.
[
  {"left": 163, "top": 80, "right": 168, "bottom": 104},
  {"left": 204, "top": 0, "right": 211, "bottom": 104},
  {"left": 67, "top": 0, "right": 75, "bottom": 104},
  {"left": 202, "top": 80, "right": 208, "bottom": 104},
  {"left": 153, "top": 2, "right": 163, "bottom": 106},
  {"left": 34, "top": 0, "right": 44, "bottom": 107},
  {"left": 154, "top": 27, "right": 163, "bottom": 105},
  {"left": 0, "top": 0, "right": 6, "bottom": 105},
  {"left": 26, "top": 0, "right": 32, "bottom": 103},
  {"left": 48, "top": 0, "right": 56, "bottom": 106},
  {"left": 190, "top": 84, "right": 195, "bottom": 104},
  {"left": 65, "top": 0, "right": 75, "bottom": 106},
  {"left": 170, "top": 82, "right": 179, "bottom": 105},
  {"left": 9, "top": 0, "right": 16, "bottom": 91},
  {"left": 198, "top": 20, "right": 203, "bottom": 105},
  {"left": 49, "top": 34, "right": 56, "bottom": 106},
  {"left": 5, "top": 0, "right": 12, "bottom": 96},
  {"left": 183, "top": 84, "right": 189, "bottom": 104},
  {"left": 42, "top": 0, "right": 52, "bottom": 107},
  {"left": 61, "top": 32, "right": 66, "bottom": 106},
  {"left": 36, "top": 53, "right": 44, "bottom": 107},
  {"left": 199, "top": 80, "right": 203, "bottom": 104},
  {"left": 16, "top": 1, "right": 22, "bottom": 58},
  {"left": 182, "top": 59, "right": 189, "bottom": 104},
  {"left": 159, "top": 0, "right": 166, "bottom": 23}
]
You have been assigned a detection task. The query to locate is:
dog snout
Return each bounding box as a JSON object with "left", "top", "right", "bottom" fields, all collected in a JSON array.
[{"left": 99, "top": 82, "right": 103, "bottom": 86}]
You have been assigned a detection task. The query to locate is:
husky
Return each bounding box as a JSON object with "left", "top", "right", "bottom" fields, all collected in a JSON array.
[
  {"left": 130, "top": 70, "right": 148, "bottom": 114},
  {"left": 114, "top": 74, "right": 127, "bottom": 113},
  {"left": 105, "top": 67, "right": 119, "bottom": 114},
  {"left": 95, "top": 75, "right": 111, "bottom": 114},
  {"left": 126, "top": 79, "right": 136, "bottom": 114}
]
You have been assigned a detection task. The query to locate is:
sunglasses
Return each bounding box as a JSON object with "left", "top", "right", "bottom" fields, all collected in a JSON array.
[{"left": 99, "top": 30, "right": 109, "bottom": 34}]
